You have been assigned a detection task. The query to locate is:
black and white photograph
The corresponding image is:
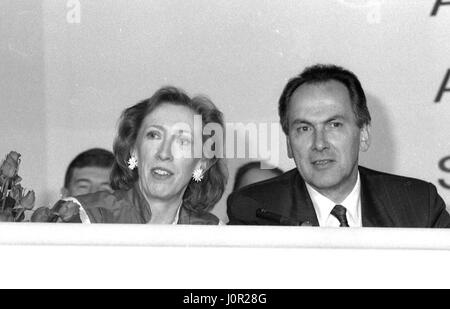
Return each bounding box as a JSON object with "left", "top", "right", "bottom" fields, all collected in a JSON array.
[{"left": 1, "top": 0, "right": 450, "bottom": 291}]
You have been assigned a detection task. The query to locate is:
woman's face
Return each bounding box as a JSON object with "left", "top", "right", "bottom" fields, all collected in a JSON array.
[{"left": 133, "top": 103, "right": 204, "bottom": 202}]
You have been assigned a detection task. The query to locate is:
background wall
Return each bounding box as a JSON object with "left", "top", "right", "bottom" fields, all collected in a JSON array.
[
  {"left": 1, "top": 0, "right": 449, "bottom": 223},
  {"left": 0, "top": 0, "right": 47, "bottom": 213}
]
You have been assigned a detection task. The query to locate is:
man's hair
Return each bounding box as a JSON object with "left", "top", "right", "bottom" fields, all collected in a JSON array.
[
  {"left": 278, "top": 64, "right": 371, "bottom": 135},
  {"left": 233, "top": 161, "right": 284, "bottom": 191},
  {"left": 64, "top": 148, "right": 114, "bottom": 188},
  {"left": 110, "top": 86, "right": 228, "bottom": 212}
]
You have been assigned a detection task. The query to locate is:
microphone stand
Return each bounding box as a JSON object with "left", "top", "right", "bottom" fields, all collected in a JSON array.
[{"left": 256, "top": 208, "right": 312, "bottom": 226}]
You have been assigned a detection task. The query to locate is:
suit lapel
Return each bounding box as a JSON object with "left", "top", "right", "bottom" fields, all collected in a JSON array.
[
  {"left": 360, "top": 167, "right": 398, "bottom": 227},
  {"left": 287, "top": 167, "right": 404, "bottom": 227},
  {"left": 291, "top": 172, "right": 320, "bottom": 226}
]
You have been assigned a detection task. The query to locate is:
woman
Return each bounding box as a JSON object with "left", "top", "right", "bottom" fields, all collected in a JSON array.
[{"left": 32, "top": 86, "right": 228, "bottom": 224}]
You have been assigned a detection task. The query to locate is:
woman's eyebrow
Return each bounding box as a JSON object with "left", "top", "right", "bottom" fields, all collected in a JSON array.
[{"left": 144, "top": 124, "right": 164, "bottom": 130}]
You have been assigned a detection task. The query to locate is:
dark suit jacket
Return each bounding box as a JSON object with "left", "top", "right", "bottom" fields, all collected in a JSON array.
[{"left": 227, "top": 166, "right": 450, "bottom": 228}]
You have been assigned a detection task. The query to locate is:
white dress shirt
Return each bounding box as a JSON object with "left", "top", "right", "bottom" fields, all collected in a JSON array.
[{"left": 305, "top": 173, "right": 362, "bottom": 227}]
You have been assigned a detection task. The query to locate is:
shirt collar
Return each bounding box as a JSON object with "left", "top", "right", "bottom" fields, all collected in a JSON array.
[
  {"left": 305, "top": 172, "right": 361, "bottom": 227},
  {"left": 172, "top": 204, "right": 182, "bottom": 225}
]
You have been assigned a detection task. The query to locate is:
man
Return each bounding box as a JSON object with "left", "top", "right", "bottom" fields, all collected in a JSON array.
[
  {"left": 227, "top": 64, "right": 450, "bottom": 227},
  {"left": 61, "top": 148, "right": 114, "bottom": 198}
]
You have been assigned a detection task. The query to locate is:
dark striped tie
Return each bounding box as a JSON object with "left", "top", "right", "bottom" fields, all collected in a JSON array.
[{"left": 331, "top": 205, "right": 349, "bottom": 227}]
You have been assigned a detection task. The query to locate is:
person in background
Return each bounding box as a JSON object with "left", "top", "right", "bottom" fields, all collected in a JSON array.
[
  {"left": 233, "top": 161, "right": 283, "bottom": 191},
  {"left": 228, "top": 64, "right": 450, "bottom": 227},
  {"left": 61, "top": 148, "right": 114, "bottom": 198},
  {"left": 32, "top": 86, "right": 228, "bottom": 224}
]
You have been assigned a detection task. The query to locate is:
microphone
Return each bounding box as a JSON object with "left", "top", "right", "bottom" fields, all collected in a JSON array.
[{"left": 256, "top": 208, "right": 311, "bottom": 226}]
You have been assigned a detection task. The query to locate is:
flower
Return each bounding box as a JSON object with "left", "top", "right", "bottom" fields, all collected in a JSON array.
[
  {"left": 57, "top": 201, "right": 80, "bottom": 222},
  {"left": 127, "top": 156, "right": 138, "bottom": 170},
  {"left": 31, "top": 200, "right": 81, "bottom": 223},
  {"left": 0, "top": 151, "right": 21, "bottom": 179},
  {"left": 0, "top": 150, "right": 35, "bottom": 222},
  {"left": 192, "top": 168, "right": 204, "bottom": 182}
]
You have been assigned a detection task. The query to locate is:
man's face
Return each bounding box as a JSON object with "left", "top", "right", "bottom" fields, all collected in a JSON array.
[
  {"left": 286, "top": 80, "right": 370, "bottom": 202},
  {"left": 64, "top": 166, "right": 112, "bottom": 197}
]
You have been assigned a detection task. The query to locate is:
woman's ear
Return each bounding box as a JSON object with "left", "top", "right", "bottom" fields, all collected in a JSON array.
[
  {"left": 130, "top": 147, "right": 136, "bottom": 158},
  {"left": 130, "top": 147, "right": 138, "bottom": 161},
  {"left": 195, "top": 158, "right": 210, "bottom": 172}
]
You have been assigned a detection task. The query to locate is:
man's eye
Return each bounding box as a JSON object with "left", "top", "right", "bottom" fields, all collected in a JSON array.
[
  {"left": 297, "top": 126, "right": 310, "bottom": 132},
  {"left": 329, "top": 122, "right": 342, "bottom": 128},
  {"left": 73, "top": 186, "right": 90, "bottom": 195}
]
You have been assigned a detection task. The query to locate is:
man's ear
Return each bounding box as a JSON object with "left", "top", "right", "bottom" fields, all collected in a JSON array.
[
  {"left": 359, "top": 124, "right": 371, "bottom": 152},
  {"left": 286, "top": 137, "right": 294, "bottom": 159},
  {"left": 60, "top": 187, "right": 69, "bottom": 199}
]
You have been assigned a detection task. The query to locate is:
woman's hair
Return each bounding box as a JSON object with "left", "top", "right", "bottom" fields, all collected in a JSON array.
[{"left": 110, "top": 86, "right": 228, "bottom": 211}]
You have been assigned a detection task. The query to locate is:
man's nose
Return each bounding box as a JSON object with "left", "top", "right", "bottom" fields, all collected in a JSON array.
[{"left": 313, "top": 129, "right": 329, "bottom": 151}]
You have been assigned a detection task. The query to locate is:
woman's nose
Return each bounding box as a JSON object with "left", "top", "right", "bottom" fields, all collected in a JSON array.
[{"left": 157, "top": 138, "right": 174, "bottom": 161}]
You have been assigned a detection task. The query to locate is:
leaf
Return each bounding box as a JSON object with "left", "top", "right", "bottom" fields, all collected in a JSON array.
[
  {"left": 30, "top": 207, "right": 52, "bottom": 222},
  {"left": 0, "top": 209, "right": 14, "bottom": 222},
  {"left": 19, "top": 190, "right": 35, "bottom": 210},
  {"left": 0, "top": 196, "right": 16, "bottom": 210},
  {"left": 12, "top": 208, "right": 25, "bottom": 222},
  {"left": 9, "top": 184, "right": 23, "bottom": 202},
  {"left": 11, "top": 175, "right": 22, "bottom": 186}
]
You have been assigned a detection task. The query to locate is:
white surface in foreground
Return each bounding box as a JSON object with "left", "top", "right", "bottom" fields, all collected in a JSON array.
[
  {"left": 2, "top": 224, "right": 450, "bottom": 288},
  {"left": 3, "top": 246, "right": 450, "bottom": 288},
  {"left": 1, "top": 223, "right": 450, "bottom": 250}
]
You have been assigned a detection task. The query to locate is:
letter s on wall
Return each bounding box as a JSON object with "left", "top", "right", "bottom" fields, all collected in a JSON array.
[{"left": 439, "top": 156, "right": 450, "bottom": 189}]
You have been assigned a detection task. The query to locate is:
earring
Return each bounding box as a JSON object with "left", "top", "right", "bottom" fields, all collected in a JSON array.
[
  {"left": 192, "top": 168, "right": 204, "bottom": 182},
  {"left": 127, "top": 156, "right": 138, "bottom": 170}
]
